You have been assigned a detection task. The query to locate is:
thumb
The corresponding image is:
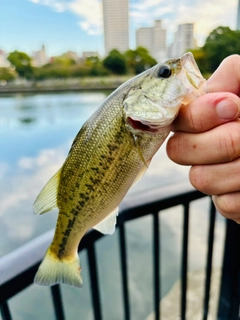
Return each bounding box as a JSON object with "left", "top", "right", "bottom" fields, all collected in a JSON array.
[{"left": 207, "top": 55, "right": 240, "bottom": 95}]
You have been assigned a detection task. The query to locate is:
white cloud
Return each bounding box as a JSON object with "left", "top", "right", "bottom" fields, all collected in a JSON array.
[
  {"left": 174, "top": 0, "right": 237, "bottom": 46},
  {"left": 0, "top": 147, "right": 65, "bottom": 219},
  {"left": 29, "top": 0, "right": 67, "bottom": 12},
  {"left": 69, "top": 0, "right": 103, "bottom": 34},
  {"left": 0, "top": 145, "right": 66, "bottom": 254},
  {"left": 29, "top": 0, "right": 103, "bottom": 34}
]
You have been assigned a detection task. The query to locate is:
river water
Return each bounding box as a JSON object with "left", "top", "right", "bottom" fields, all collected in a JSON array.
[{"left": 0, "top": 91, "right": 225, "bottom": 320}]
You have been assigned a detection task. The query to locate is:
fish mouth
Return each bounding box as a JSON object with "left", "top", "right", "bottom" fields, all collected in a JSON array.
[
  {"left": 125, "top": 95, "right": 179, "bottom": 133},
  {"left": 127, "top": 117, "right": 160, "bottom": 133},
  {"left": 181, "top": 52, "right": 207, "bottom": 100}
]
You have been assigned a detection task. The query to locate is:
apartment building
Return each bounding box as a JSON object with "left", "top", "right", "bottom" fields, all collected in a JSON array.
[{"left": 102, "top": 0, "right": 129, "bottom": 54}]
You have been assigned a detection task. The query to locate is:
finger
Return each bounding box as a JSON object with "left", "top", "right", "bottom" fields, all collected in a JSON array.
[
  {"left": 212, "top": 193, "right": 240, "bottom": 223},
  {"left": 207, "top": 54, "right": 240, "bottom": 95},
  {"left": 171, "top": 92, "right": 240, "bottom": 133},
  {"left": 167, "top": 120, "right": 240, "bottom": 165},
  {"left": 189, "top": 158, "right": 240, "bottom": 195}
]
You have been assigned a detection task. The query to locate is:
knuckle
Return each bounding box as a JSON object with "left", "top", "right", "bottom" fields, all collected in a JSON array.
[
  {"left": 187, "top": 106, "right": 203, "bottom": 132},
  {"left": 213, "top": 193, "right": 240, "bottom": 218},
  {"left": 219, "top": 124, "right": 240, "bottom": 161},
  {"left": 167, "top": 134, "right": 184, "bottom": 164},
  {"left": 189, "top": 165, "right": 211, "bottom": 194}
]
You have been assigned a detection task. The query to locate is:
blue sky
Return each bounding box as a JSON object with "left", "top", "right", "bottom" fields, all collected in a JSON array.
[{"left": 0, "top": 0, "right": 238, "bottom": 57}]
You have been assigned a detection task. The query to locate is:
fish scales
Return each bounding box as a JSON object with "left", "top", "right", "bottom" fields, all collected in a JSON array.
[
  {"left": 33, "top": 53, "right": 207, "bottom": 287},
  {"left": 54, "top": 91, "right": 163, "bottom": 258}
]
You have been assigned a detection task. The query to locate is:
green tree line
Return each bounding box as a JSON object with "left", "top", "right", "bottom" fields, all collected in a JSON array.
[
  {"left": 1, "top": 26, "right": 240, "bottom": 82},
  {"left": 0, "top": 46, "right": 157, "bottom": 81}
]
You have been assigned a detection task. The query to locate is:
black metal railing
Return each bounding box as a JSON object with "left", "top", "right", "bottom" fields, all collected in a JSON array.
[{"left": 1, "top": 180, "right": 240, "bottom": 320}]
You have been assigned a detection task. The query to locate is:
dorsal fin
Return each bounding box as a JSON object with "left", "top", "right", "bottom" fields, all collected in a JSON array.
[{"left": 33, "top": 169, "right": 61, "bottom": 215}]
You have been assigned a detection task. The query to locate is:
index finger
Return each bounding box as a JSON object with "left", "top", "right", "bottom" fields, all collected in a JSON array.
[
  {"left": 171, "top": 55, "right": 240, "bottom": 133},
  {"left": 171, "top": 92, "right": 240, "bottom": 133}
]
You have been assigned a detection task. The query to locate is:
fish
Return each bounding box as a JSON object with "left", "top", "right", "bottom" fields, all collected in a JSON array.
[{"left": 33, "top": 52, "right": 206, "bottom": 288}]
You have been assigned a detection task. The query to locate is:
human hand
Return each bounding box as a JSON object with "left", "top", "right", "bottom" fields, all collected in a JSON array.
[{"left": 167, "top": 55, "right": 240, "bottom": 222}]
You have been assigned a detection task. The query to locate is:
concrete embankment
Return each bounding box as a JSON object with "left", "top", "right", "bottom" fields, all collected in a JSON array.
[{"left": 0, "top": 76, "right": 132, "bottom": 94}]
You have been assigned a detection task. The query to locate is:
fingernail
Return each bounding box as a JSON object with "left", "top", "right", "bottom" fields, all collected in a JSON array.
[{"left": 216, "top": 99, "right": 239, "bottom": 120}]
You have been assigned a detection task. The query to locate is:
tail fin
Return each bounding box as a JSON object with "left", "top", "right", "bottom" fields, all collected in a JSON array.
[{"left": 34, "top": 248, "right": 83, "bottom": 288}]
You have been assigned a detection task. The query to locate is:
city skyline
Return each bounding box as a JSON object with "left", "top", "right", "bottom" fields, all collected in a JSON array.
[{"left": 0, "top": 0, "right": 238, "bottom": 57}]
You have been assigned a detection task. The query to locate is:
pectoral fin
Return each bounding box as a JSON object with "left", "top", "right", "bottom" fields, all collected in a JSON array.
[
  {"left": 93, "top": 207, "right": 119, "bottom": 235},
  {"left": 33, "top": 169, "right": 61, "bottom": 215}
]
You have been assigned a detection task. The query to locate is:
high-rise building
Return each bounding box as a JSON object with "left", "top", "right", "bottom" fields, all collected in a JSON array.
[
  {"left": 102, "top": 0, "right": 129, "bottom": 55},
  {"left": 0, "top": 50, "right": 10, "bottom": 67},
  {"left": 32, "top": 45, "right": 48, "bottom": 67},
  {"left": 237, "top": 0, "right": 240, "bottom": 29},
  {"left": 136, "top": 20, "right": 167, "bottom": 61},
  {"left": 168, "top": 23, "right": 196, "bottom": 58}
]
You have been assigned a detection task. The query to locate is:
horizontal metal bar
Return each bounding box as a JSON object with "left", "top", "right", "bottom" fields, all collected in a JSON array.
[
  {"left": 0, "top": 230, "right": 54, "bottom": 286},
  {"left": 119, "top": 181, "right": 205, "bottom": 224}
]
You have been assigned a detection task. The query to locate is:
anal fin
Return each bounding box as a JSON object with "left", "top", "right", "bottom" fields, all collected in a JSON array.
[{"left": 93, "top": 207, "right": 119, "bottom": 235}]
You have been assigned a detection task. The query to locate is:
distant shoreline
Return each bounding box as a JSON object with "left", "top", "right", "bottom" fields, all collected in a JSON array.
[{"left": 0, "top": 76, "right": 132, "bottom": 94}]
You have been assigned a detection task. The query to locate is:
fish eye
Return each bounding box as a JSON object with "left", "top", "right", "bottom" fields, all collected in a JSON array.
[{"left": 157, "top": 65, "right": 172, "bottom": 78}]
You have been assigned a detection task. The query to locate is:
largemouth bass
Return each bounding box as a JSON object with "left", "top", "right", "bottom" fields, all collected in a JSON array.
[{"left": 33, "top": 52, "right": 206, "bottom": 287}]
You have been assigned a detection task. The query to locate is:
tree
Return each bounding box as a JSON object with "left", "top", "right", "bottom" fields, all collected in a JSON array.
[
  {"left": 203, "top": 26, "right": 240, "bottom": 73},
  {"left": 0, "top": 68, "right": 16, "bottom": 82},
  {"left": 33, "top": 54, "right": 76, "bottom": 80},
  {"left": 84, "top": 56, "right": 109, "bottom": 76},
  {"left": 103, "top": 49, "right": 127, "bottom": 74},
  {"left": 7, "top": 51, "right": 33, "bottom": 79},
  {"left": 124, "top": 47, "right": 157, "bottom": 74}
]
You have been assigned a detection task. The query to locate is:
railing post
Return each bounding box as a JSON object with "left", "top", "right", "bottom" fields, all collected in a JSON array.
[
  {"left": 181, "top": 202, "right": 190, "bottom": 320},
  {"left": 50, "top": 285, "right": 65, "bottom": 320},
  {"left": 153, "top": 212, "right": 160, "bottom": 320},
  {"left": 119, "top": 224, "right": 130, "bottom": 320},
  {"left": 0, "top": 302, "right": 12, "bottom": 320},
  {"left": 217, "top": 219, "right": 240, "bottom": 319},
  {"left": 87, "top": 244, "right": 102, "bottom": 320},
  {"left": 203, "top": 200, "right": 216, "bottom": 320}
]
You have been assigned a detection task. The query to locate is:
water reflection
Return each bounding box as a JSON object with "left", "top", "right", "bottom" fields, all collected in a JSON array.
[
  {"left": 0, "top": 92, "right": 108, "bottom": 256},
  {"left": 19, "top": 117, "right": 37, "bottom": 124}
]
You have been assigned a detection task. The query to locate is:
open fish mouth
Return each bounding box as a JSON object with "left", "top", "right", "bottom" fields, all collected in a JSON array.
[
  {"left": 125, "top": 96, "right": 179, "bottom": 132},
  {"left": 127, "top": 117, "right": 161, "bottom": 133}
]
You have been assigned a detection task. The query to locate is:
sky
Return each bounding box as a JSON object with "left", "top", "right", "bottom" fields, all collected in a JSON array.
[{"left": 0, "top": 0, "right": 238, "bottom": 57}]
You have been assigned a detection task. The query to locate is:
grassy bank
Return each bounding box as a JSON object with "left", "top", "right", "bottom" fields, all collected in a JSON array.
[{"left": 0, "top": 76, "right": 132, "bottom": 94}]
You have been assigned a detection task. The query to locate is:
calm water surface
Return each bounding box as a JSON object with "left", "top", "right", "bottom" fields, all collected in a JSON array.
[{"left": 0, "top": 92, "right": 225, "bottom": 320}]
